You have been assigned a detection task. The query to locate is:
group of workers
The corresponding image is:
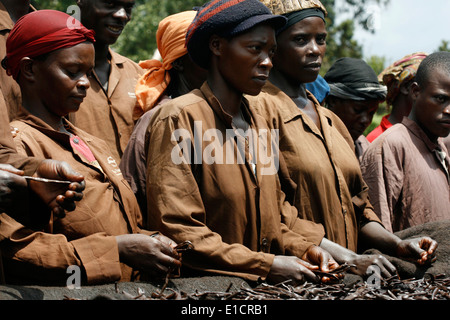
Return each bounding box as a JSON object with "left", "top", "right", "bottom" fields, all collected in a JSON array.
[{"left": 0, "top": 0, "right": 448, "bottom": 287}]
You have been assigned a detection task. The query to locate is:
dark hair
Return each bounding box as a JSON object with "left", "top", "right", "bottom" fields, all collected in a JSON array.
[{"left": 415, "top": 51, "right": 450, "bottom": 89}]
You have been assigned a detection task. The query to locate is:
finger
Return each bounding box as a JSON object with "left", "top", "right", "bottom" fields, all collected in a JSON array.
[
  {"left": 69, "top": 181, "right": 86, "bottom": 193},
  {"left": 377, "top": 259, "right": 396, "bottom": 278},
  {"left": 425, "top": 240, "right": 438, "bottom": 255},
  {"left": 52, "top": 206, "right": 66, "bottom": 219},
  {"left": 297, "top": 259, "right": 319, "bottom": 270},
  {"left": 303, "top": 268, "right": 320, "bottom": 283},
  {"left": 64, "top": 189, "right": 84, "bottom": 202},
  {"left": 0, "top": 165, "right": 24, "bottom": 175},
  {"left": 380, "top": 256, "right": 397, "bottom": 276},
  {"left": 56, "top": 194, "right": 77, "bottom": 212},
  {"left": 158, "top": 240, "right": 182, "bottom": 259},
  {"left": 57, "top": 162, "right": 85, "bottom": 182}
]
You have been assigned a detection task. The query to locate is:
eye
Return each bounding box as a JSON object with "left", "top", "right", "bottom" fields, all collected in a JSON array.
[
  {"left": 294, "top": 36, "right": 307, "bottom": 45},
  {"left": 103, "top": 0, "right": 115, "bottom": 7},
  {"left": 316, "top": 34, "right": 327, "bottom": 45},
  {"left": 435, "top": 95, "right": 448, "bottom": 104}
]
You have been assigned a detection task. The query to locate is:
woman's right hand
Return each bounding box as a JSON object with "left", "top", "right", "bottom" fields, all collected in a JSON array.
[
  {"left": 116, "top": 233, "right": 182, "bottom": 277},
  {"left": 267, "top": 255, "right": 319, "bottom": 285}
]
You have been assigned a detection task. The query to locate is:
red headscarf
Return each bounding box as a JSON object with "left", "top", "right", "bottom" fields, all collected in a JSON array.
[{"left": 2, "top": 10, "right": 95, "bottom": 80}]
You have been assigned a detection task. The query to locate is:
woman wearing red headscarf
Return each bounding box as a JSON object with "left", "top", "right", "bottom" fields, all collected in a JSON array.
[{"left": 0, "top": 10, "right": 181, "bottom": 285}]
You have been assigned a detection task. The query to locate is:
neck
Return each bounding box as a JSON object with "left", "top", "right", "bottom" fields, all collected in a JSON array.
[
  {"left": 1, "top": 0, "right": 30, "bottom": 22},
  {"left": 389, "top": 96, "right": 412, "bottom": 125},
  {"left": 206, "top": 73, "right": 242, "bottom": 117},
  {"left": 22, "top": 94, "right": 65, "bottom": 132},
  {"left": 408, "top": 112, "right": 438, "bottom": 143},
  {"left": 269, "top": 67, "right": 307, "bottom": 99}
]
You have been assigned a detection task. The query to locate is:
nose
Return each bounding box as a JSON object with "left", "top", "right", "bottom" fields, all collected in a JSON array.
[
  {"left": 307, "top": 40, "right": 321, "bottom": 56},
  {"left": 113, "top": 7, "right": 130, "bottom": 22},
  {"left": 443, "top": 104, "right": 450, "bottom": 115},
  {"left": 359, "top": 111, "right": 373, "bottom": 128},
  {"left": 77, "top": 74, "right": 90, "bottom": 90},
  {"left": 260, "top": 54, "right": 273, "bottom": 71}
]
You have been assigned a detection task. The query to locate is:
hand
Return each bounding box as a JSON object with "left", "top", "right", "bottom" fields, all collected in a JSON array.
[
  {"left": 0, "top": 164, "right": 28, "bottom": 220},
  {"left": 267, "top": 255, "right": 319, "bottom": 285},
  {"left": 396, "top": 237, "right": 438, "bottom": 265},
  {"left": 301, "top": 245, "right": 342, "bottom": 282},
  {"left": 347, "top": 253, "right": 397, "bottom": 278},
  {"left": 28, "top": 159, "right": 85, "bottom": 218},
  {"left": 116, "top": 234, "right": 182, "bottom": 278}
]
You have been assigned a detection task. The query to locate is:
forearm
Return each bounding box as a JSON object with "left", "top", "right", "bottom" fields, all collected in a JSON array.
[
  {"left": 359, "top": 221, "right": 401, "bottom": 256},
  {"left": 0, "top": 215, "right": 121, "bottom": 284},
  {"left": 319, "top": 237, "right": 358, "bottom": 264}
]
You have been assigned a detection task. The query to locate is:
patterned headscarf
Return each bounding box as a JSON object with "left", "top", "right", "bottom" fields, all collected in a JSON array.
[
  {"left": 378, "top": 52, "right": 428, "bottom": 106},
  {"left": 134, "top": 11, "right": 197, "bottom": 119}
]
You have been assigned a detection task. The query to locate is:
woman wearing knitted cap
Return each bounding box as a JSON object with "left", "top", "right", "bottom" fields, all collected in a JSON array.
[
  {"left": 120, "top": 10, "right": 207, "bottom": 216},
  {"left": 0, "top": 10, "right": 181, "bottom": 285},
  {"left": 366, "top": 52, "right": 427, "bottom": 143},
  {"left": 146, "top": 0, "right": 340, "bottom": 284},
  {"left": 324, "top": 57, "right": 387, "bottom": 162},
  {"left": 250, "top": 0, "right": 437, "bottom": 279}
]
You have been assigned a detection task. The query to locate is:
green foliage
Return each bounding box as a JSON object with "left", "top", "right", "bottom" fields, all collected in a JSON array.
[
  {"left": 33, "top": 0, "right": 389, "bottom": 67},
  {"left": 111, "top": 0, "right": 204, "bottom": 62},
  {"left": 437, "top": 40, "right": 450, "bottom": 52}
]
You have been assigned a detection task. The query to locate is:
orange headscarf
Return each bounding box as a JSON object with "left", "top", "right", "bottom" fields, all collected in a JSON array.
[{"left": 134, "top": 10, "right": 197, "bottom": 119}]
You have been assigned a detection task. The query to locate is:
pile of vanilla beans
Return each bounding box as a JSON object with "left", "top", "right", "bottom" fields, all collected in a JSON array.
[{"left": 117, "top": 272, "right": 450, "bottom": 301}]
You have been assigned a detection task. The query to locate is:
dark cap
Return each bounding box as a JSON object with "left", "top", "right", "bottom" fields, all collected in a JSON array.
[{"left": 186, "top": 0, "right": 287, "bottom": 69}]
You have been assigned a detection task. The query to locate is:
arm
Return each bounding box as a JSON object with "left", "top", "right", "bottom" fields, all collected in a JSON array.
[
  {"left": 0, "top": 213, "right": 122, "bottom": 284},
  {"left": 359, "top": 221, "right": 437, "bottom": 265}
]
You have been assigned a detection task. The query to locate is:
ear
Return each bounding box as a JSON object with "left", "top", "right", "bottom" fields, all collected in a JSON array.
[
  {"left": 172, "top": 57, "right": 184, "bottom": 72},
  {"left": 18, "top": 57, "right": 36, "bottom": 83},
  {"left": 410, "top": 81, "right": 421, "bottom": 100},
  {"left": 399, "top": 80, "right": 413, "bottom": 95},
  {"left": 209, "top": 34, "right": 224, "bottom": 58}
]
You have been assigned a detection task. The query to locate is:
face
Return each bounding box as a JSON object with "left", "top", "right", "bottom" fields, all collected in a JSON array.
[
  {"left": 215, "top": 23, "right": 277, "bottom": 96},
  {"left": 329, "top": 98, "right": 380, "bottom": 141},
  {"left": 78, "top": 0, "right": 135, "bottom": 45},
  {"left": 33, "top": 42, "right": 95, "bottom": 117},
  {"left": 411, "top": 68, "right": 450, "bottom": 141},
  {"left": 273, "top": 16, "right": 327, "bottom": 85}
]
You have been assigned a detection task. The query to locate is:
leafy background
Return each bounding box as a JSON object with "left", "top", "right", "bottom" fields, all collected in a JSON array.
[{"left": 32, "top": 0, "right": 450, "bottom": 133}]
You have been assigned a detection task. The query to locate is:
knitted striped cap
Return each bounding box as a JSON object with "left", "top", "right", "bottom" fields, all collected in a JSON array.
[{"left": 186, "top": 0, "right": 287, "bottom": 69}]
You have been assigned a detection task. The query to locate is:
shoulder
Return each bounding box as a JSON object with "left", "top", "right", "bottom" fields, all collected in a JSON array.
[
  {"left": 10, "top": 120, "right": 39, "bottom": 141},
  {"left": 151, "top": 90, "right": 206, "bottom": 120},
  {"left": 364, "top": 124, "right": 409, "bottom": 160},
  {"left": 110, "top": 49, "right": 144, "bottom": 74}
]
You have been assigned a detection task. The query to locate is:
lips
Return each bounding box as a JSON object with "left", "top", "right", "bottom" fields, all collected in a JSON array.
[
  {"left": 304, "top": 62, "right": 322, "bottom": 71},
  {"left": 254, "top": 74, "right": 269, "bottom": 84},
  {"left": 106, "top": 25, "right": 124, "bottom": 34},
  {"left": 71, "top": 95, "right": 86, "bottom": 104},
  {"left": 439, "top": 119, "right": 450, "bottom": 128}
]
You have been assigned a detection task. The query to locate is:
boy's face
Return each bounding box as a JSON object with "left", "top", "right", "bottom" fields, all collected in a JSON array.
[
  {"left": 411, "top": 68, "right": 450, "bottom": 141},
  {"left": 78, "top": 0, "right": 135, "bottom": 45}
]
